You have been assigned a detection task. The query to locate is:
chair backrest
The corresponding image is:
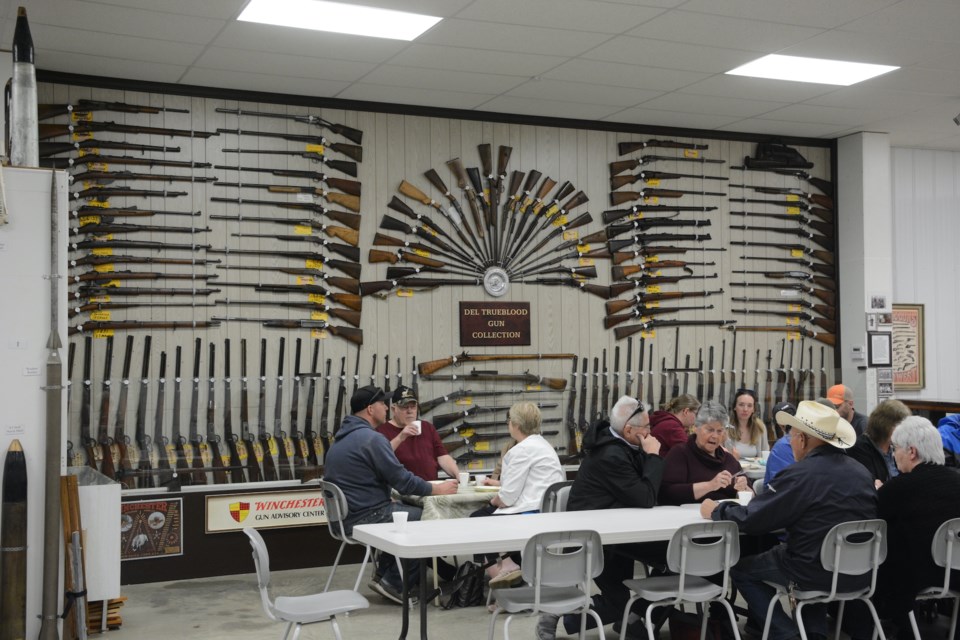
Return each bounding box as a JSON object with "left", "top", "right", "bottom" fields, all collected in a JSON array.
[
  {"left": 319, "top": 480, "right": 351, "bottom": 543},
  {"left": 753, "top": 478, "right": 765, "bottom": 495},
  {"left": 521, "top": 529, "right": 603, "bottom": 599},
  {"left": 243, "top": 527, "right": 278, "bottom": 621},
  {"left": 540, "top": 480, "right": 575, "bottom": 513},
  {"left": 665, "top": 522, "right": 740, "bottom": 595},
  {"left": 819, "top": 519, "right": 887, "bottom": 598},
  {"left": 931, "top": 517, "right": 960, "bottom": 570}
]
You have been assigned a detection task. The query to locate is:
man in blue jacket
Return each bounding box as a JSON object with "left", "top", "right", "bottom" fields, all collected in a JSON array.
[{"left": 325, "top": 385, "right": 457, "bottom": 604}]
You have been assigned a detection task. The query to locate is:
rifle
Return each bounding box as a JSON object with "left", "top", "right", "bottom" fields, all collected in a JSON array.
[
  {"left": 636, "top": 338, "right": 645, "bottom": 403},
  {"left": 396, "top": 357, "right": 403, "bottom": 391},
  {"left": 39, "top": 139, "right": 181, "bottom": 158},
  {"left": 715, "top": 339, "right": 727, "bottom": 410},
  {"left": 221, "top": 148, "right": 357, "bottom": 177},
  {"left": 508, "top": 186, "right": 589, "bottom": 270},
  {"left": 730, "top": 166, "right": 834, "bottom": 196},
  {"left": 752, "top": 349, "right": 761, "bottom": 407},
  {"left": 612, "top": 258, "right": 715, "bottom": 279},
  {"left": 420, "top": 370, "right": 567, "bottom": 391},
  {"left": 659, "top": 356, "right": 668, "bottom": 410},
  {"left": 334, "top": 355, "right": 349, "bottom": 435},
  {"left": 672, "top": 330, "right": 682, "bottom": 399},
  {"left": 739, "top": 349, "right": 747, "bottom": 402},
  {"left": 729, "top": 197, "right": 832, "bottom": 218},
  {"left": 729, "top": 241, "right": 835, "bottom": 266},
  {"left": 730, "top": 225, "right": 832, "bottom": 251},
  {"left": 439, "top": 418, "right": 562, "bottom": 440},
  {"left": 185, "top": 338, "right": 207, "bottom": 486},
  {"left": 503, "top": 170, "right": 547, "bottom": 260},
  {"left": 589, "top": 357, "right": 600, "bottom": 422},
  {"left": 608, "top": 154, "right": 725, "bottom": 176},
  {"left": 47, "top": 154, "right": 210, "bottom": 170},
  {"left": 624, "top": 338, "right": 634, "bottom": 397},
  {"left": 774, "top": 340, "right": 787, "bottom": 408},
  {"left": 729, "top": 283, "right": 835, "bottom": 307},
  {"left": 207, "top": 249, "right": 362, "bottom": 280},
  {"left": 72, "top": 186, "right": 189, "bottom": 200},
  {"left": 153, "top": 351, "right": 175, "bottom": 487},
  {"left": 223, "top": 338, "right": 247, "bottom": 483},
  {"left": 682, "top": 354, "right": 691, "bottom": 396},
  {"left": 696, "top": 349, "right": 705, "bottom": 401},
  {"left": 78, "top": 336, "right": 95, "bottom": 468},
  {"left": 40, "top": 121, "right": 215, "bottom": 140},
  {"left": 213, "top": 283, "right": 360, "bottom": 310},
  {"left": 617, "top": 140, "right": 709, "bottom": 156},
  {"left": 808, "top": 345, "right": 816, "bottom": 402},
  {"left": 288, "top": 338, "right": 307, "bottom": 478},
  {"left": 70, "top": 270, "right": 215, "bottom": 285},
  {"left": 210, "top": 196, "right": 361, "bottom": 230},
  {"left": 646, "top": 347, "right": 655, "bottom": 410},
  {"left": 69, "top": 320, "right": 221, "bottom": 336},
  {"left": 608, "top": 273, "right": 719, "bottom": 298},
  {"left": 795, "top": 339, "right": 808, "bottom": 403},
  {"left": 72, "top": 205, "right": 203, "bottom": 220},
  {"left": 97, "top": 337, "right": 117, "bottom": 478},
  {"left": 214, "top": 267, "right": 359, "bottom": 296},
  {"left": 422, "top": 167, "right": 473, "bottom": 251},
  {"left": 733, "top": 269, "right": 835, "bottom": 291},
  {"left": 706, "top": 345, "right": 715, "bottom": 401},
  {"left": 577, "top": 357, "right": 589, "bottom": 438},
  {"left": 610, "top": 169, "right": 728, "bottom": 190},
  {"left": 600, "top": 349, "right": 610, "bottom": 417},
  {"left": 273, "top": 338, "right": 294, "bottom": 481},
  {"left": 433, "top": 404, "right": 555, "bottom": 429},
  {"left": 610, "top": 187, "right": 726, "bottom": 206},
  {"left": 729, "top": 210, "right": 833, "bottom": 236},
  {"left": 213, "top": 179, "right": 361, "bottom": 211},
  {"left": 204, "top": 342, "right": 228, "bottom": 484},
  {"left": 418, "top": 352, "right": 575, "bottom": 376},
  {"left": 70, "top": 239, "right": 211, "bottom": 253},
  {"left": 229, "top": 232, "right": 360, "bottom": 262},
  {"left": 134, "top": 335, "right": 154, "bottom": 488},
  {"left": 604, "top": 289, "right": 723, "bottom": 315},
  {"left": 729, "top": 185, "right": 834, "bottom": 209},
  {"left": 566, "top": 356, "right": 580, "bottom": 457},
  {"left": 612, "top": 246, "right": 726, "bottom": 266},
  {"left": 614, "top": 319, "right": 734, "bottom": 341},
  {"left": 728, "top": 330, "right": 739, "bottom": 409},
  {"left": 379, "top": 213, "right": 476, "bottom": 266},
  {"left": 441, "top": 160, "right": 487, "bottom": 258},
  {"left": 383, "top": 354, "right": 391, "bottom": 394},
  {"left": 731, "top": 308, "right": 836, "bottom": 334},
  {"left": 411, "top": 357, "right": 419, "bottom": 398},
  {"left": 727, "top": 325, "right": 836, "bottom": 347},
  {"left": 213, "top": 315, "right": 363, "bottom": 345},
  {"left": 171, "top": 346, "right": 191, "bottom": 484},
  {"left": 731, "top": 296, "right": 835, "bottom": 321},
  {"left": 214, "top": 107, "right": 363, "bottom": 144},
  {"left": 446, "top": 431, "right": 560, "bottom": 456},
  {"left": 71, "top": 170, "right": 217, "bottom": 185},
  {"left": 38, "top": 99, "right": 190, "bottom": 121},
  {"left": 601, "top": 204, "right": 718, "bottom": 225},
  {"left": 216, "top": 128, "right": 362, "bottom": 162},
  {"left": 211, "top": 215, "right": 359, "bottom": 247},
  {"left": 819, "top": 347, "right": 828, "bottom": 399},
  {"left": 315, "top": 354, "right": 332, "bottom": 465},
  {"left": 257, "top": 339, "right": 278, "bottom": 482},
  {"left": 764, "top": 350, "right": 774, "bottom": 428},
  {"left": 240, "top": 339, "right": 263, "bottom": 483},
  {"left": 738, "top": 254, "right": 834, "bottom": 278}
]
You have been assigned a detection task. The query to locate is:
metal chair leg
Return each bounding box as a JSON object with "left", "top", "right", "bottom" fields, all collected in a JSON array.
[
  {"left": 760, "top": 588, "right": 781, "bottom": 640},
  {"left": 325, "top": 541, "right": 347, "bottom": 592},
  {"left": 717, "top": 598, "right": 743, "bottom": 640},
  {"left": 351, "top": 545, "right": 372, "bottom": 592},
  {"left": 331, "top": 616, "right": 343, "bottom": 640},
  {"left": 862, "top": 598, "right": 888, "bottom": 640},
  {"left": 796, "top": 601, "right": 808, "bottom": 640},
  {"left": 835, "top": 601, "right": 845, "bottom": 640}
]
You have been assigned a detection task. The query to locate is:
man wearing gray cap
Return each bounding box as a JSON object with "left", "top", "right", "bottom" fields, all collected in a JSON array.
[
  {"left": 325, "top": 384, "right": 457, "bottom": 604},
  {"left": 376, "top": 385, "right": 461, "bottom": 481}
]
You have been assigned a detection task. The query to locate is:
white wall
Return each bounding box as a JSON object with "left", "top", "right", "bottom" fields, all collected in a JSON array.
[{"left": 891, "top": 148, "right": 960, "bottom": 401}]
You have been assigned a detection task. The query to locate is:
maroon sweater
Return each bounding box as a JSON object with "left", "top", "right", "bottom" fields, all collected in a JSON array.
[
  {"left": 649, "top": 410, "right": 688, "bottom": 457},
  {"left": 659, "top": 434, "right": 742, "bottom": 505}
]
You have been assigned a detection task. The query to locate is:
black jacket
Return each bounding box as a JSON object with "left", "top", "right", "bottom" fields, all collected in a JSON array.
[
  {"left": 567, "top": 419, "right": 664, "bottom": 512},
  {"left": 846, "top": 433, "right": 891, "bottom": 483}
]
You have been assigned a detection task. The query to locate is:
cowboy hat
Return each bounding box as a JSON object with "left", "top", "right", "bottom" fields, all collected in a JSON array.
[{"left": 776, "top": 400, "right": 856, "bottom": 449}]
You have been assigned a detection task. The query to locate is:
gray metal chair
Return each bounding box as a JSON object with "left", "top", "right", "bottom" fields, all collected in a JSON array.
[
  {"left": 905, "top": 517, "right": 960, "bottom": 640},
  {"left": 761, "top": 519, "right": 887, "bottom": 640},
  {"left": 319, "top": 480, "right": 373, "bottom": 592},
  {"left": 620, "top": 521, "right": 741, "bottom": 640},
  {"left": 488, "top": 529, "right": 605, "bottom": 640},
  {"left": 244, "top": 527, "right": 369, "bottom": 640},
  {"left": 541, "top": 479, "right": 575, "bottom": 513}
]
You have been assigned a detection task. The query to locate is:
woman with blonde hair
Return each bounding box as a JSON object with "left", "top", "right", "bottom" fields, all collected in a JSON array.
[
  {"left": 649, "top": 394, "right": 700, "bottom": 456},
  {"left": 725, "top": 388, "right": 768, "bottom": 459}
]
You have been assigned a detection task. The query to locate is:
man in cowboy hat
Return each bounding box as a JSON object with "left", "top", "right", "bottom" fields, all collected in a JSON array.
[{"left": 701, "top": 401, "right": 877, "bottom": 640}]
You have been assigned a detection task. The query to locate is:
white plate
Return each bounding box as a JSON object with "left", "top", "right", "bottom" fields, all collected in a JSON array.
[{"left": 474, "top": 486, "right": 499, "bottom": 493}]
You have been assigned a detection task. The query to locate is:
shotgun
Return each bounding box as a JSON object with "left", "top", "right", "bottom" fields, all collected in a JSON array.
[
  {"left": 210, "top": 196, "right": 361, "bottom": 230},
  {"left": 610, "top": 187, "right": 726, "bottom": 206},
  {"left": 38, "top": 98, "right": 189, "bottom": 120},
  {"left": 617, "top": 140, "right": 709, "bottom": 156},
  {"left": 221, "top": 148, "right": 357, "bottom": 177},
  {"left": 39, "top": 139, "right": 180, "bottom": 158},
  {"left": 729, "top": 283, "right": 835, "bottom": 307},
  {"left": 153, "top": 351, "right": 175, "bottom": 486},
  {"left": 216, "top": 128, "right": 362, "bottom": 162},
  {"left": 566, "top": 356, "right": 580, "bottom": 457},
  {"left": 205, "top": 342, "right": 228, "bottom": 485},
  {"left": 316, "top": 353, "right": 332, "bottom": 464},
  {"left": 738, "top": 254, "right": 834, "bottom": 278},
  {"left": 214, "top": 107, "right": 363, "bottom": 144},
  {"left": 418, "top": 352, "right": 575, "bottom": 376},
  {"left": 733, "top": 269, "right": 835, "bottom": 291},
  {"left": 288, "top": 338, "right": 306, "bottom": 478},
  {"left": 732, "top": 308, "right": 836, "bottom": 334},
  {"left": 240, "top": 339, "right": 264, "bottom": 483},
  {"left": 40, "top": 120, "right": 215, "bottom": 140},
  {"left": 212, "top": 180, "right": 361, "bottom": 211},
  {"left": 608, "top": 154, "right": 725, "bottom": 177},
  {"left": 172, "top": 346, "right": 192, "bottom": 484},
  {"left": 600, "top": 349, "right": 610, "bottom": 416},
  {"left": 729, "top": 225, "right": 832, "bottom": 251},
  {"left": 624, "top": 338, "right": 634, "bottom": 397},
  {"left": 610, "top": 169, "right": 728, "bottom": 190},
  {"left": 96, "top": 336, "right": 115, "bottom": 479},
  {"left": 134, "top": 336, "right": 155, "bottom": 488},
  {"left": 421, "top": 370, "right": 567, "bottom": 390},
  {"left": 185, "top": 338, "right": 207, "bottom": 486},
  {"left": 706, "top": 345, "right": 715, "bottom": 401},
  {"left": 77, "top": 337, "right": 94, "bottom": 468},
  {"left": 257, "top": 338, "right": 278, "bottom": 482},
  {"left": 273, "top": 338, "right": 294, "bottom": 480}
]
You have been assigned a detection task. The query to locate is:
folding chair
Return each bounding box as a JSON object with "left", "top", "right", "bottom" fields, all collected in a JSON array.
[
  {"left": 761, "top": 519, "right": 887, "bottom": 640},
  {"left": 906, "top": 517, "right": 960, "bottom": 640},
  {"left": 488, "top": 529, "right": 605, "bottom": 640},
  {"left": 244, "top": 527, "right": 369, "bottom": 640},
  {"left": 541, "top": 480, "right": 575, "bottom": 513},
  {"left": 319, "top": 480, "right": 374, "bottom": 592},
  {"left": 620, "top": 521, "right": 741, "bottom": 640}
]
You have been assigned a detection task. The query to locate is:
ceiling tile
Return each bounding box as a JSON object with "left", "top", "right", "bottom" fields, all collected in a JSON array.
[
  {"left": 716, "top": 118, "right": 846, "bottom": 138},
  {"left": 390, "top": 44, "right": 566, "bottom": 77},
  {"left": 213, "top": 22, "right": 408, "bottom": 62},
  {"left": 180, "top": 68, "right": 351, "bottom": 98},
  {"left": 758, "top": 104, "right": 908, "bottom": 127},
  {"left": 194, "top": 47, "right": 376, "bottom": 82},
  {"left": 841, "top": 0, "right": 960, "bottom": 42},
  {"left": 336, "top": 83, "right": 495, "bottom": 110},
  {"left": 677, "top": 0, "right": 901, "bottom": 29},
  {"left": 30, "top": 24, "right": 204, "bottom": 66},
  {"left": 505, "top": 78, "right": 663, "bottom": 107},
  {"left": 776, "top": 29, "right": 956, "bottom": 68},
  {"left": 804, "top": 86, "right": 952, "bottom": 112},
  {"left": 584, "top": 36, "right": 758, "bottom": 74},
  {"left": 866, "top": 66, "right": 960, "bottom": 97},
  {"left": 544, "top": 59, "right": 710, "bottom": 91},
  {"left": 38, "top": 49, "right": 187, "bottom": 83},
  {"left": 417, "top": 17, "right": 610, "bottom": 57},
  {"left": 479, "top": 95, "right": 620, "bottom": 121},
  {"left": 80, "top": 0, "right": 246, "bottom": 19},
  {"left": 626, "top": 10, "right": 823, "bottom": 52},
  {"left": 677, "top": 75, "right": 836, "bottom": 103},
  {"left": 356, "top": 0, "right": 474, "bottom": 17},
  {"left": 455, "top": 0, "right": 665, "bottom": 33},
  {"left": 604, "top": 107, "right": 742, "bottom": 130},
  {"left": 637, "top": 92, "right": 788, "bottom": 118},
  {"left": 359, "top": 65, "right": 527, "bottom": 95}
]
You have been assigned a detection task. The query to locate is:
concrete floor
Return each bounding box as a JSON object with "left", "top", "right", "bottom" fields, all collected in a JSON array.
[{"left": 100, "top": 560, "right": 956, "bottom": 640}]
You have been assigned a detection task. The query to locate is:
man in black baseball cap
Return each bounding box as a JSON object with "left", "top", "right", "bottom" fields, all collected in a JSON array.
[
  {"left": 325, "top": 384, "right": 457, "bottom": 604},
  {"left": 375, "top": 385, "right": 461, "bottom": 481}
]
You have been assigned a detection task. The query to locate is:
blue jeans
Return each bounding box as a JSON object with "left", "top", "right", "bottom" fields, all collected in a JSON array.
[
  {"left": 346, "top": 502, "right": 422, "bottom": 591},
  {"left": 732, "top": 546, "right": 827, "bottom": 640}
]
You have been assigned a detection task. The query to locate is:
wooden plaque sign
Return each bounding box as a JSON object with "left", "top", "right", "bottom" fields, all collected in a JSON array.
[{"left": 459, "top": 302, "right": 531, "bottom": 346}]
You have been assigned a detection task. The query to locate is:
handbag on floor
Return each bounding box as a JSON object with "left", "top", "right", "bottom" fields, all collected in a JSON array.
[{"left": 441, "top": 560, "right": 485, "bottom": 609}]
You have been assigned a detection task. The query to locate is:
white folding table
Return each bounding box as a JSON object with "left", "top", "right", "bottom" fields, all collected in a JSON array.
[{"left": 353, "top": 505, "right": 705, "bottom": 639}]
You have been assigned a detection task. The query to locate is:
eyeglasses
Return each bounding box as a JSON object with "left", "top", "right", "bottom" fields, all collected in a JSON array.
[{"left": 625, "top": 399, "right": 647, "bottom": 425}]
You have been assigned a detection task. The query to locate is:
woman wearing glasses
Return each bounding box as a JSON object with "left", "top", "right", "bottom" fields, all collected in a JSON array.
[{"left": 726, "top": 388, "right": 769, "bottom": 459}]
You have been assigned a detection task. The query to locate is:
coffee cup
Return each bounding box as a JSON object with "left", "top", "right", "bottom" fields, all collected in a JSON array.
[
  {"left": 738, "top": 491, "right": 753, "bottom": 506},
  {"left": 392, "top": 510, "right": 408, "bottom": 531},
  {"left": 411, "top": 420, "right": 422, "bottom": 435},
  {"left": 475, "top": 474, "right": 487, "bottom": 486},
  {"left": 458, "top": 472, "right": 470, "bottom": 486}
]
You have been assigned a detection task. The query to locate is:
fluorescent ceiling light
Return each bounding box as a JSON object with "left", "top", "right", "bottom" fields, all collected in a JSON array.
[
  {"left": 726, "top": 54, "right": 898, "bottom": 86},
  {"left": 238, "top": 0, "right": 442, "bottom": 41}
]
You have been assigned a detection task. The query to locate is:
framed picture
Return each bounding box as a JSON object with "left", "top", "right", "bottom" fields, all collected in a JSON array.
[
  {"left": 892, "top": 303, "right": 926, "bottom": 390},
  {"left": 867, "top": 331, "right": 892, "bottom": 367}
]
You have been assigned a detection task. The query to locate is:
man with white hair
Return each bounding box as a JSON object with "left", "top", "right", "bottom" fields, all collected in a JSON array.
[
  {"left": 871, "top": 416, "right": 960, "bottom": 637},
  {"left": 701, "top": 401, "right": 877, "bottom": 640},
  {"left": 537, "top": 396, "right": 663, "bottom": 640}
]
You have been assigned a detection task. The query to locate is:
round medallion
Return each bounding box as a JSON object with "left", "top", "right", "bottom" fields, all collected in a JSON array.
[{"left": 483, "top": 267, "right": 510, "bottom": 297}]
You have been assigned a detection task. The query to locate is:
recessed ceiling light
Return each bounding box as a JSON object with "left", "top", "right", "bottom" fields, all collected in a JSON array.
[
  {"left": 238, "top": 0, "right": 442, "bottom": 41},
  {"left": 726, "top": 54, "right": 898, "bottom": 86}
]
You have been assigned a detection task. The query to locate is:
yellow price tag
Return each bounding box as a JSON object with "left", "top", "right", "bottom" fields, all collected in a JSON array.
[
  {"left": 78, "top": 215, "right": 101, "bottom": 226},
  {"left": 641, "top": 330, "right": 656, "bottom": 339},
  {"left": 102, "top": 279, "right": 121, "bottom": 288},
  {"left": 296, "top": 276, "right": 315, "bottom": 286},
  {"left": 474, "top": 441, "right": 491, "bottom": 451},
  {"left": 646, "top": 255, "right": 660, "bottom": 263},
  {"left": 642, "top": 196, "right": 660, "bottom": 205},
  {"left": 525, "top": 384, "right": 542, "bottom": 392},
  {"left": 397, "top": 288, "right": 414, "bottom": 297},
  {"left": 787, "top": 331, "right": 801, "bottom": 341},
  {"left": 458, "top": 428, "right": 475, "bottom": 439},
  {"left": 308, "top": 293, "right": 327, "bottom": 304},
  {"left": 683, "top": 149, "right": 700, "bottom": 159},
  {"left": 787, "top": 304, "right": 802, "bottom": 312},
  {"left": 541, "top": 204, "right": 559, "bottom": 218},
  {"left": 786, "top": 207, "right": 802, "bottom": 215},
  {"left": 646, "top": 285, "right": 662, "bottom": 294},
  {"left": 455, "top": 398, "right": 474, "bottom": 406},
  {"left": 90, "top": 311, "right": 111, "bottom": 321},
  {"left": 645, "top": 178, "right": 661, "bottom": 187},
  {"left": 89, "top": 296, "right": 110, "bottom": 303},
  {"left": 421, "top": 225, "right": 438, "bottom": 237},
  {"left": 85, "top": 200, "right": 110, "bottom": 209},
  {"left": 551, "top": 215, "right": 568, "bottom": 227},
  {"left": 785, "top": 194, "right": 801, "bottom": 202},
  {"left": 412, "top": 248, "right": 430, "bottom": 258},
  {"left": 293, "top": 225, "right": 313, "bottom": 235},
  {"left": 71, "top": 111, "right": 93, "bottom": 122},
  {"left": 467, "top": 460, "right": 484, "bottom": 470},
  {"left": 305, "top": 259, "right": 324, "bottom": 270},
  {"left": 72, "top": 131, "right": 94, "bottom": 141},
  {"left": 311, "top": 329, "right": 329, "bottom": 339},
  {"left": 640, "top": 316, "right": 654, "bottom": 323},
  {"left": 790, "top": 249, "right": 805, "bottom": 258},
  {"left": 88, "top": 162, "right": 109, "bottom": 172},
  {"left": 628, "top": 212, "right": 644, "bottom": 220},
  {"left": 93, "top": 329, "right": 114, "bottom": 339},
  {"left": 785, "top": 316, "right": 801, "bottom": 325},
  {"left": 93, "top": 263, "right": 114, "bottom": 273},
  {"left": 305, "top": 143, "right": 325, "bottom": 153},
  {"left": 577, "top": 243, "right": 590, "bottom": 253},
  {"left": 645, "top": 300, "right": 660, "bottom": 308},
  {"left": 562, "top": 230, "right": 579, "bottom": 242},
  {"left": 311, "top": 312, "right": 329, "bottom": 322},
  {"left": 578, "top": 258, "right": 595, "bottom": 267}
]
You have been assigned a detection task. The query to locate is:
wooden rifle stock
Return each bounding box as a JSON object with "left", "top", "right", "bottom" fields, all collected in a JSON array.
[
  {"left": 617, "top": 140, "right": 709, "bottom": 156},
  {"left": 604, "top": 289, "right": 722, "bottom": 315},
  {"left": 96, "top": 336, "right": 116, "bottom": 479},
  {"left": 418, "top": 352, "right": 574, "bottom": 376},
  {"left": 603, "top": 303, "right": 714, "bottom": 330},
  {"left": 39, "top": 99, "right": 189, "bottom": 120},
  {"left": 239, "top": 339, "right": 264, "bottom": 483},
  {"left": 610, "top": 187, "right": 725, "bottom": 206},
  {"left": 731, "top": 325, "right": 836, "bottom": 347},
  {"left": 40, "top": 121, "right": 215, "bottom": 140}
]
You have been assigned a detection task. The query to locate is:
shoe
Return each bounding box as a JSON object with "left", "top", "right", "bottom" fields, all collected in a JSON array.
[
  {"left": 488, "top": 567, "right": 523, "bottom": 589},
  {"left": 536, "top": 614, "right": 559, "bottom": 640},
  {"left": 368, "top": 578, "right": 405, "bottom": 605}
]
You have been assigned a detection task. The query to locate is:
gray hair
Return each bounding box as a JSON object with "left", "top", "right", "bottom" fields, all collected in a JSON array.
[
  {"left": 695, "top": 400, "right": 729, "bottom": 429},
  {"left": 610, "top": 395, "right": 646, "bottom": 434},
  {"left": 891, "top": 416, "right": 945, "bottom": 465}
]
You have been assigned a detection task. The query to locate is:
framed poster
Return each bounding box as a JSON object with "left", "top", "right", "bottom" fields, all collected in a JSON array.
[
  {"left": 892, "top": 304, "right": 925, "bottom": 390},
  {"left": 121, "top": 498, "right": 183, "bottom": 561},
  {"left": 867, "top": 332, "right": 892, "bottom": 367}
]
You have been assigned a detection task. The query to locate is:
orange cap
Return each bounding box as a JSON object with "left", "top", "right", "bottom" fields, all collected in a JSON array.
[{"left": 826, "top": 384, "right": 847, "bottom": 405}]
